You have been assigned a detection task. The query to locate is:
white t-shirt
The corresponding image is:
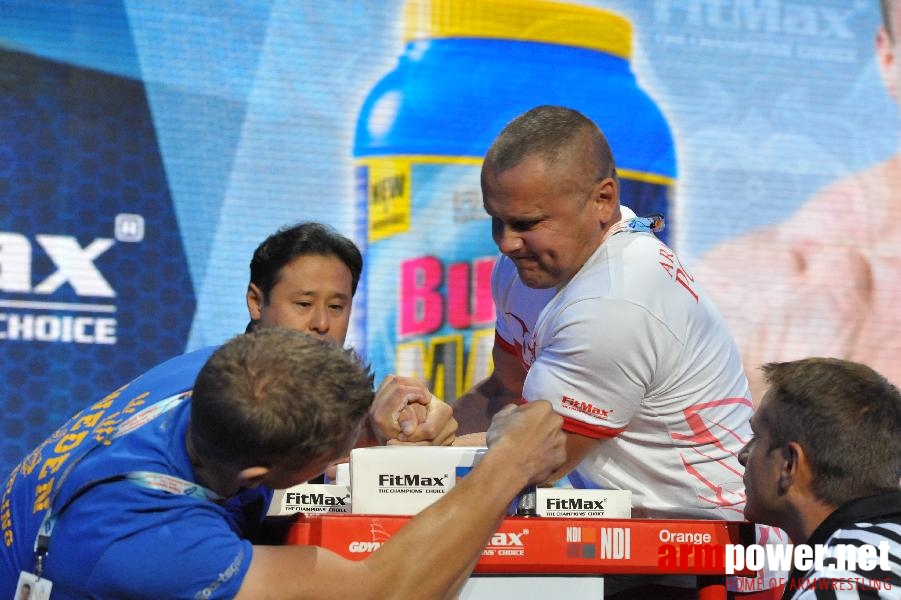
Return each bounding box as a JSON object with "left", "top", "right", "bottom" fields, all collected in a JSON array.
[{"left": 493, "top": 209, "right": 752, "bottom": 519}]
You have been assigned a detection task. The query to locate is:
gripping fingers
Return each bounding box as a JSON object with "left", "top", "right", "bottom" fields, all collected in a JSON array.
[
  {"left": 395, "top": 402, "right": 427, "bottom": 436},
  {"left": 371, "top": 375, "right": 429, "bottom": 441},
  {"left": 396, "top": 396, "right": 457, "bottom": 445}
]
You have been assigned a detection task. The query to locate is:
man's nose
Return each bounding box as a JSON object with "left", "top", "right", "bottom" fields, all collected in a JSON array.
[
  {"left": 494, "top": 224, "right": 523, "bottom": 255},
  {"left": 308, "top": 305, "right": 329, "bottom": 334},
  {"left": 737, "top": 443, "right": 749, "bottom": 467}
]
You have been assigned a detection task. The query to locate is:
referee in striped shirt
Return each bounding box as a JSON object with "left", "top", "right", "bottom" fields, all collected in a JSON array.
[{"left": 738, "top": 357, "right": 901, "bottom": 599}]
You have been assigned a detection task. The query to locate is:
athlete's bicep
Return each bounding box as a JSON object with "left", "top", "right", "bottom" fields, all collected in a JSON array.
[{"left": 524, "top": 299, "right": 656, "bottom": 433}]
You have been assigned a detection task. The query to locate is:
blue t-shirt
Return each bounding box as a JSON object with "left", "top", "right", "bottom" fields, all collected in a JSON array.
[{"left": 0, "top": 346, "right": 273, "bottom": 599}]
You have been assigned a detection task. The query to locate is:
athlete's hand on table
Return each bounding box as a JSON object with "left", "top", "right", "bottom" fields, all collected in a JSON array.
[{"left": 486, "top": 401, "right": 566, "bottom": 485}]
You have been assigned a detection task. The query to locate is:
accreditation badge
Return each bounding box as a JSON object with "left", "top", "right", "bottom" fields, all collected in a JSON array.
[{"left": 15, "top": 571, "right": 52, "bottom": 600}]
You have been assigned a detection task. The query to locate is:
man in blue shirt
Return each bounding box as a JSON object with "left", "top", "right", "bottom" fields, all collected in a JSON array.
[{"left": 1, "top": 327, "right": 566, "bottom": 598}]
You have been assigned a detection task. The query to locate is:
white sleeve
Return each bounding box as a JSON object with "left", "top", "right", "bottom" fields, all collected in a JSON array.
[
  {"left": 522, "top": 297, "right": 665, "bottom": 435},
  {"left": 491, "top": 255, "right": 517, "bottom": 346}
]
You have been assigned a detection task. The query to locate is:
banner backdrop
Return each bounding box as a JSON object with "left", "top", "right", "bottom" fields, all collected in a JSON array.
[{"left": 0, "top": 0, "right": 896, "bottom": 477}]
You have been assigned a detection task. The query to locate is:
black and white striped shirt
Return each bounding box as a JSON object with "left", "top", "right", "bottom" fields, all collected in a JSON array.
[{"left": 783, "top": 492, "right": 901, "bottom": 599}]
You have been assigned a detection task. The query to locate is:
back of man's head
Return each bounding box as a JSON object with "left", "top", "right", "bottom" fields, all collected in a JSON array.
[
  {"left": 190, "top": 328, "right": 374, "bottom": 470},
  {"left": 484, "top": 105, "right": 616, "bottom": 182},
  {"left": 760, "top": 357, "right": 901, "bottom": 506}
]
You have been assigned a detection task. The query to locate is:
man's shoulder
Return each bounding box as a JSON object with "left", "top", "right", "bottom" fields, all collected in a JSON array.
[
  {"left": 820, "top": 158, "right": 898, "bottom": 197},
  {"left": 699, "top": 159, "right": 889, "bottom": 266},
  {"left": 549, "top": 266, "right": 662, "bottom": 336},
  {"left": 825, "top": 518, "right": 901, "bottom": 543},
  {"left": 152, "top": 344, "right": 220, "bottom": 371},
  {"left": 46, "top": 478, "right": 249, "bottom": 599},
  {"left": 578, "top": 230, "right": 659, "bottom": 277},
  {"left": 822, "top": 492, "right": 901, "bottom": 543},
  {"left": 128, "top": 344, "right": 220, "bottom": 393},
  {"left": 695, "top": 221, "right": 796, "bottom": 280},
  {"left": 739, "top": 157, "right": 901, "bottom": 245},
  {"left": 700, "top": 155, "right": 898, "bottom": 264},
  {"left": 573, "top": 233, "right": 695, "bottom": 303}
]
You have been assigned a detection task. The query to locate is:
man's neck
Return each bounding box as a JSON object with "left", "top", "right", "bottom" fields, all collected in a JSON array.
[
  {"left": 785, "top": 497, "right": 837, "bottom": 544},
  {"left": 600, "top": 205, "right": 624, "bottom": 242},
  {"left": 185, "top": 429, "right": 238, "bottom": 497}
]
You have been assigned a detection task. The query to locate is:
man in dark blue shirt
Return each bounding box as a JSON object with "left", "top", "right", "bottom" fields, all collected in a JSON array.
[{"left": 1, "top": 328, "right": 565, "bottom": 599}]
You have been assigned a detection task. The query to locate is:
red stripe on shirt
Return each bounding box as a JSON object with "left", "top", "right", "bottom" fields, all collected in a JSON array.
[
  {"left": 562, "top": 416, "right": 625, "bottom": 439},
  {"left": 495, "top": 331, "right": 517, "bottom": 356}
]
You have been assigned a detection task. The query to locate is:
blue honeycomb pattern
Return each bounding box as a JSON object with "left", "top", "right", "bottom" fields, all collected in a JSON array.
[{"left": 0, "top": 49, "right": 195, "bottom": 476}]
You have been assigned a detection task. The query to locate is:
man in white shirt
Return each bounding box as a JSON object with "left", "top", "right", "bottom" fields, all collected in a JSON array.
[{"left": 453, "top": 105, "right": 760, "bottom": 598}]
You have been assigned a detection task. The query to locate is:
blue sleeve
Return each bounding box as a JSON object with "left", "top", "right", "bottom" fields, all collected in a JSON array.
[
  {"left": 49, "top": 482, "right": 254, "bottom": 599},
  {"left": 89, "top": 505, "right": 253, "bottom": 599}
]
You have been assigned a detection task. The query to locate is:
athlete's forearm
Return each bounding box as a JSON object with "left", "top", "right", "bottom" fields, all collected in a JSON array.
[{"left": 453, "top": 375, "right": 519, "bottom": 435}]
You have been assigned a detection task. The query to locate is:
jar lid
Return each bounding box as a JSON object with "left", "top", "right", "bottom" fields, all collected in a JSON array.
[{"left": 403, "top": 0, "right": 632, "bottom": 59}]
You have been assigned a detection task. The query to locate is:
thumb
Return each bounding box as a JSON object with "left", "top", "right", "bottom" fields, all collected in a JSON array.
[
  {"left": 396, "top": 405, "right": 418, "bottom": 436},
  {"left": 397, "top": 402, "right": 429, "bottom": 437}
]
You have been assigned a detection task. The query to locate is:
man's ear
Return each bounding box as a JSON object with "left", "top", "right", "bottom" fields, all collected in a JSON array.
[
  {"left": 778, "top": 441, "right": 810, "bottom": 493},
  {"left": 877, "top": 26, "right": 898, "bottom": 99},
  {"left": 237, "top": 465, "right": 270, "bottom": 490},
  {"left": 246, "top": 283, "right": 264, "bottom": 321},
  {"left": 591, "top": 176, "right": 619, "bottom": 223}
]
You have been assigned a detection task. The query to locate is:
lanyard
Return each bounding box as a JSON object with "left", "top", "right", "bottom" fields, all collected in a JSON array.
[
  {"left": 607, "top": 213, "right": 665, "bottom": 238},
  {"left": 32, "top": 391, "right": 221, "bottom": 577}
]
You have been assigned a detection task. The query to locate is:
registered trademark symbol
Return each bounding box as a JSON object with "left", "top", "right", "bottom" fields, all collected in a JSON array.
[{"left": 114, "top": 213, "right": 145, "bottom": 243}]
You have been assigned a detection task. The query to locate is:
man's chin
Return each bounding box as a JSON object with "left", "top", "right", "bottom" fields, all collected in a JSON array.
[
  {"left": 742, "top": 505, "right": 762, "bottom": 525},
  {"left": 516, "top": 268, "right": 555, "bottom": 289}
]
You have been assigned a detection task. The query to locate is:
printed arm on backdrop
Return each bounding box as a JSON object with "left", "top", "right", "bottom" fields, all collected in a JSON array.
[
  {"left": 693, "top": 226, "right": 797, "bottom": 405},
  {"left": 451, "top": 299, "right": 650, "bottom": 482},
  {"left": 695, "top": 191, "right": 872, "bottom": 407},
  {"left": 239, "top": 401, "right": 566, "bottom": 600}
]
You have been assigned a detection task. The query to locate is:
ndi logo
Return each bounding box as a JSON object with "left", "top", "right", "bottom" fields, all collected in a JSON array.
[
  {"left": 566, "top": 527, "right": 632, "bottom": 559},
  {"left": 0, "top": 218, "right": 143, "bottom": 345}
]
